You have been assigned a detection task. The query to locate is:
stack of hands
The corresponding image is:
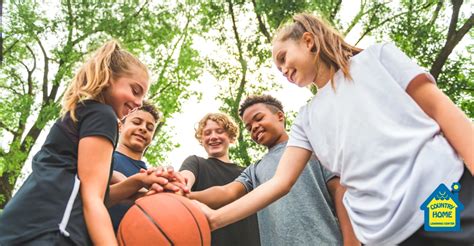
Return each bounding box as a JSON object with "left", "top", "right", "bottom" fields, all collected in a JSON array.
[{"left": 111, "top": 166, "right": 190, "bottom": 199}]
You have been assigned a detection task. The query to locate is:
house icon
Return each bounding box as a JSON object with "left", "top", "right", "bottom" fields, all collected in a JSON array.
[{"left": 420, "top": 183, "right": 464, "bottom": 231}]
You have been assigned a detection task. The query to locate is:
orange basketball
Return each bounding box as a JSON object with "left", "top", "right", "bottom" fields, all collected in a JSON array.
[{"left": 117, "top": 193, "right": 211, "bottom": 246}]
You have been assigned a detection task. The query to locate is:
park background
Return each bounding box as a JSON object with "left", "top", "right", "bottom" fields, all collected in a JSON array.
[{"left": 0, "top": 0, "right": 472, "bottom": 208}]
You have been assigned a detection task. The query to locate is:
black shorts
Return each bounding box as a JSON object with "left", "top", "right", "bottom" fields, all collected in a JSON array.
[{"left": 400, "top": 167, "right": 474, "bottom": 246}]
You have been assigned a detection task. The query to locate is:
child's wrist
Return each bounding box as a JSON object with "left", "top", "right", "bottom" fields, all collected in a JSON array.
[
  {"left": 209, "top": 209, "right": 223, "bottom": 231},
  {"left": 130, "top": 173, "right": 146, "bottom": 187}
]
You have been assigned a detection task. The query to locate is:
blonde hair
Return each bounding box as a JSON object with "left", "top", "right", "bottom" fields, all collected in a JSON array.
[
  {"left": 62, "top": 40, "right": 149, "bottom": 122},
  {"left": 195, "top": 113, "right": 239, "bottom": 143},
  {"left": 274, "top": 13, "right": 362, "bottom": 87}
]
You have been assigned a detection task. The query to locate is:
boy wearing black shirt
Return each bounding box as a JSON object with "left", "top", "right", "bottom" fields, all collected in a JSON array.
[{"left": 180, "top": 113, "right": 260, "bottom": 246}]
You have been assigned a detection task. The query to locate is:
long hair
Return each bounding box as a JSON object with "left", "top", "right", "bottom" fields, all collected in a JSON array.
[
  {"left": 274, "top": 13, "right": 362, "bottom": 88},
  {"left": 62, "top": 40, "right": 149, "bottom": 122}
]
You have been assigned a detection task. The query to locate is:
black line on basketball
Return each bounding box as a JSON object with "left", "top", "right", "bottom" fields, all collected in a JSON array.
[
  {"left": 136, "top": 203, "right": 174, "bottom": 246},
  {"left": 118, "top": 225, "right": 126, "bottom": 246},
  {"left": 165, "top": 194, "right": 204, "bottom": 246}
]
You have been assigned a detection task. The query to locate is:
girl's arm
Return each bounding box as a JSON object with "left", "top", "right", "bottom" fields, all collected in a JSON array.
[
  {"left": 78, "top": 136, "right": 117, "bottom": 246},
  {"left": 198, "top": 146, "right": 311, "bottom": 230},
  {"left": 327, "top": 178, "right": 360, "bottom": 246},
  {"left": 407, "top": 74, "right": 474, "bottom": 174}
]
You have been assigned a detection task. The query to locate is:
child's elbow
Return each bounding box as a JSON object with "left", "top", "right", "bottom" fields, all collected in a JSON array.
[{"left": 274, "top": 178, "right": 294, "bottom": 197}]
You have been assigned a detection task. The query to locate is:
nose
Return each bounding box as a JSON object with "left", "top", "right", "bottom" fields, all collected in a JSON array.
[
  {"left": 282, "top": 67, "right": 289, "bottom": 78},
  {"left": 251, "top": 122, "right": 259, "bottom": 134},
  {"left": 138, "top": 123, "right": 147, "bottom": 133},
  {"left": 134, "top": 97, "right": 143, "bottom": 108}
]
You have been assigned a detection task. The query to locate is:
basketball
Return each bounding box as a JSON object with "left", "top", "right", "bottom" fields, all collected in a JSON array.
[{"left": 117, "top": 193, "right": 211, "bottom": 246}]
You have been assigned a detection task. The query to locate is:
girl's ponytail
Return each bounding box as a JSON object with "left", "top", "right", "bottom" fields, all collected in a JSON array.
[
  {"left": 62, "top": 40, "right": 148, "bottom": 122},
  {"left": 274, "top": 13, "right": 362, "bottom": 87}
]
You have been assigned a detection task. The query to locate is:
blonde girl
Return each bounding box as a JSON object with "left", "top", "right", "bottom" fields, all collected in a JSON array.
[
  {"left": 0, "top": 41, "right": 151, "bottom": 245},
  {"left": 196, "top": 13, "right": 474, "bottom": 245}
]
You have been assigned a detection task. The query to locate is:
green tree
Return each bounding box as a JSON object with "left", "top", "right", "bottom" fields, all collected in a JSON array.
[
  {"left": 0, "top": 1, "right": 203, "bottom": 207},
  {"left": 206, "top": 0, "right": 472, "bottom": 165},
  {"left": 382, "top": 0, "right": 473, "bottom": 117}
]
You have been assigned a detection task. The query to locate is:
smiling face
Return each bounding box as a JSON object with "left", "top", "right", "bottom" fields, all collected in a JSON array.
[
  {"left": 201, "top": 120, "right": 233, "bottom": 159},
  {"left": 242, "top": 103, "right": 287, "bottom": 149},
  {"left": 272, "top": 34, "right": 318, "bottom": 88},
  {"left": 119, "top": 109, "right": 157, "bottom": 153},
  {"left": 103, "top": 67, "right": 149, "bottom": 119}
]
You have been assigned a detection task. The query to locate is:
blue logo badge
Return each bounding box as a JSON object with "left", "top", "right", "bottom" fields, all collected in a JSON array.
[{"left": 420, "top": 183, "right": 463, "bottom": 231}]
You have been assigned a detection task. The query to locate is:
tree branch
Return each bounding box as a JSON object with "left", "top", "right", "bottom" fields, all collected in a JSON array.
[
  {"left": 227, "top": 0, "right": 247, "bottom": 113},
  {"left": 251, "top": 0, "right": 271, "bottom": 43},
  {"left": 330, "top": 0, "right": 343, "bottom": 21},
  {"left": 430, "top": 11, "right": 473, "bottom": 79},
  {"left": 447, "top": 0, "right": 461, "bottom": 38},
  {"left": 343, "top": 0, "right": 368, "bottom": 36},
  {"left": 2, "top": 39, "right": 20, "bottom": 56},
  {"left": 429, "top": 0, "right": 444, "bottom": 27},
  {"left": 152, "top": 17, "right": 191, "bottom": 99},
  {"left": 0, "top": 120, "right": 15, "bottom": 134},
  {"left": 355, "top": 2, "right": 434, "bottom": 45},
  {"left": 25, "top": 44, "right": 37, "bottom": 95},
  {"left": 34, "top": 38, "right": 49, "bottom": 102},
  {"left": 227, "top": 0, "right": 250, "bottom": 164}
]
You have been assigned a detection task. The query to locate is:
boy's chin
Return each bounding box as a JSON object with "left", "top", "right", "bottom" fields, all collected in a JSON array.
[{"left": 129, "top": 144, "right": 146, "bottom": 153}]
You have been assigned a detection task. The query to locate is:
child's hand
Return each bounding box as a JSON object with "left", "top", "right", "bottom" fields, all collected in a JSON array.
[
  {"left": 139, "top": 167, "right": 190, "bottom": 194},
  {"left": 192, "top": 200, "right": 218, "bottom": 231},
  {"left": 140, "top": 166, "right": 189, "bottom": 194},
  {"left": 137, "top": 171, "right": 169, "bottom": 191}
]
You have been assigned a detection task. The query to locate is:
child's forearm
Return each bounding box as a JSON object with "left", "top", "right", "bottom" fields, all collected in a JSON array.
[
  {"left": 203, "top": 146, "right": 311, "bottom": 230},
  {"left": 83, "top": 198, "right": 117, "bottom": 246},
  {"left": 327, "top": 178, "right": 360, "bottom": 246},
  {"left": 407, "top": 75, "right": 474, "bottom": 174},
  {"left": 108, "top": 174, "right": 143, "bottom": 206},
  {"left": 209, "top": 176, "right": 290, "bottom": 230},
  {"left": 188, "top": 182, "right": 246, "bottom": 209},
  {"left": 430, "top": 95, "right": 474, "bottom": 173}
]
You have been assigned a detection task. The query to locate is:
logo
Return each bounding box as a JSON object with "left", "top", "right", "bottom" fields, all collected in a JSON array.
[{"left": 420, "top": 183, "right": 463, "bottom": 231}]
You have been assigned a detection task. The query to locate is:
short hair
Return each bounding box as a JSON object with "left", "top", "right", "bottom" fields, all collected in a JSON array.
[
  {"left": 122, "top": 100, "right": 161, "bottom": 124},
  {"left": 239, "top": 95, "right": 284, "bottom": 118},
  {"left": 195, "top": 113, "right": 239, "bottom": 143}
]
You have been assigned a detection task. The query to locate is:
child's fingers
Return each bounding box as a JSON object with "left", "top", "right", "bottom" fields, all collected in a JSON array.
[
  {"left": 149, "top": 183, "right": 164, "bottom": 193},
  {"left": 162, "top": 183, "right": 181, "bottom": 193},
  {"left": 146, "top": 189, "right": 157, "bottom": 196},
  {"left": 171, "top": 170, "right": 187, "bottom": 187},
  {"left": 170, "top": 180, "right": 189, "bottom": 194},
  {"left": 154, "top": 166, "right": 164, "bottom": 176}
]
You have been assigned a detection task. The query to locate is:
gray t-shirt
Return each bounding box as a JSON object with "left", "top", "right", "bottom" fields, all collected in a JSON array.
[{"left": 236, "top": 141, "right": 342, "bottom": 246}]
